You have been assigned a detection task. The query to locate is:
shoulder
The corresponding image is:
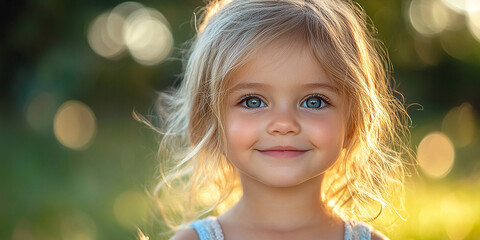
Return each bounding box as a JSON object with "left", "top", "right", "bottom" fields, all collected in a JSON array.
[
  {"left": 371, "top": 230, "right": 389, "bottom": 240},
  {"left": 170, "top": 228, "right": 199, "bottom": 240}
]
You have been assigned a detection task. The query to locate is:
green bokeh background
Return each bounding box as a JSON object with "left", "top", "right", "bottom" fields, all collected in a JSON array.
[{"left": 1, "top": 0, "right": 479, "bottom": 239}]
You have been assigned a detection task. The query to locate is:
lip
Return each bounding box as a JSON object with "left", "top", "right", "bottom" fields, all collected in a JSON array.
[
  {"left": 260, "top": 146, "right": 308, "bottom": 151},
  {"left": 257, "top": 146, "right": 310, "bottom": 158}
]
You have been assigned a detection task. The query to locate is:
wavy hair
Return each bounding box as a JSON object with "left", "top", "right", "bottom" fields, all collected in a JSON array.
[{"left": 144, "top": 0, "right": 412, "bottom": 233}]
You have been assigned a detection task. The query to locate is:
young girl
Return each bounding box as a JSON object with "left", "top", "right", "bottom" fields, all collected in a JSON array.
[{"left": 148, "top": 0, "right": 411, "bottom": 239}]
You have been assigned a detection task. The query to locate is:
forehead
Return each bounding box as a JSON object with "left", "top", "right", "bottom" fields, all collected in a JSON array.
[{"left": 226, "top": 39, "right": 337, "bottom": 92}]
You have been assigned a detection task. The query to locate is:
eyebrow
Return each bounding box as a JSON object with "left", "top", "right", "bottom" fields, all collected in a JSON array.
[
  {"left": 228, "top": 82, "right": 338, "bottom": 93},
  {"left": 302, "top": 83, "right": 339, "bottom": 92},
  {"left": 228, "top": 82, "right": 268, "bottom": 93}
]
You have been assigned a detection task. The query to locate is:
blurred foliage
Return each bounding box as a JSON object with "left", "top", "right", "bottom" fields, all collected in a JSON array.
[{"left": 1, "top": 0, "right": 479, "bottom": 239}]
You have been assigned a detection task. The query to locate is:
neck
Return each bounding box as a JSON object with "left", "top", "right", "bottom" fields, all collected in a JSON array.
[{"left": 226, "top": 175, "right": 337, "bottom": 232}]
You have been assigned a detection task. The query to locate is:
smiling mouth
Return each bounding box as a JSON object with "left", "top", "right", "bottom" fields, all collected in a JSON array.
[{"left": 257, "top": 150, "right": 309, "bottom": 158}]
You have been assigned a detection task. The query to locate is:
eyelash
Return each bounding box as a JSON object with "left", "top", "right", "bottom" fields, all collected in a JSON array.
[
  {"left": 237, "top": 93, "right": 331, "bottom": 109},
  {"left": 237, "top": 94, "right": 264, "bottom": 108},
  {"left": 304, "top": 94, "right": 331, "bottom": 108}
]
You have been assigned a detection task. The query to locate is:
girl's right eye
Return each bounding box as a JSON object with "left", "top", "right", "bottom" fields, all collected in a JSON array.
[{"left": 240, "top": 96, "right": 267, "bottom": 108}]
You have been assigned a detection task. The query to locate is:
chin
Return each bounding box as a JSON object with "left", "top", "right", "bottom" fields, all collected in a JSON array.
[{"left": 254, "top": 172, "right": 323, "bottom": 189}]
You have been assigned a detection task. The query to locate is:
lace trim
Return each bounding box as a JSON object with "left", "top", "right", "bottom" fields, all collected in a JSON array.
[
  {"left": 191, "top": 217, "right": 224, "bottom": 240},
  {"left": 344, "top": 220, "right": 371, "bottom": 240}
]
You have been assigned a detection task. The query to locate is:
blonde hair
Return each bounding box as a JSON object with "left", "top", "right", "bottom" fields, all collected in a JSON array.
[{"left": 146, "top": 0, "right": 412, "bottom": 233}]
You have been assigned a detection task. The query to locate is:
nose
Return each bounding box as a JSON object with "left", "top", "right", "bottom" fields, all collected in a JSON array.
[{"left": 266, "top": 107, "right": 301, "bottom": 135}]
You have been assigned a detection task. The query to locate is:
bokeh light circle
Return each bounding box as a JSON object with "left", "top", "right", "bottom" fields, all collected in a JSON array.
[
  {"left": 107, "top": 1, "right": 145, "bottom": 47},
  {"left": 440, "top": 0, "right": 480, "bottom": 13},
  {"left": 59, "top": 210, "right": 97, "bottom": 240},
  {"left": 123, "top": 7, "right": 174, "bottom": 65},
  {"left": 111, "top": 1, "right": 144, "bottom": 16},
  {"left": 467, "top": 10, "right": 480, "bottom": 42},
  {"left": 409, "top": 0, "right": 452, "bottom": 36},
  {"left": 87, "top": 2, "right": 173, "bottom": 65},
  {"left": 87, "top": 12, "right": 126, "bottom": 59},
  {"left": 441, "top": 193, "right": 475, "bottom": 240},
  {"left": 417, "top": 132, "right": 455, "bottom": 178},
  {"left": 54, "top": 101, "right": 97, "bottom": 150},
  {"left": 106, "top": 12, "right": 126, "bottom": 48},
  {"left": 442, "top": 102, "right": 476, "bottom": 147},
  {"left": 113, "top": 190, "right": 149, "bottom": 228}
]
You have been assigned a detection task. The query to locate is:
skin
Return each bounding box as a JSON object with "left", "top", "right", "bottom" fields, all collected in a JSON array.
[{"left": 171, "top": 41, "right": 388, "bottom": 240}]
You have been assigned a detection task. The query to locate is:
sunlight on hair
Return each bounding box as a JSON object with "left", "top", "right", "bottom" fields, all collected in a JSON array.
[
  {"left": 88, "top": 12, "right": 126, "bottom": 59},
  {"left": 442, "top": 102, "right": 476, "bottom": 147},
  {"left": 440, "top": 0, "right": 480, "bottom": 13},
  {"left": 441, "top": 192, "right": 475, "bottom": 240},
  {"left": 25, "top": 91, "right": 56, "bottom": 133},
  {"left": 215, "top": 187, "right": 242, "bottom": 215},
  {"left": 113, "top": 190, "right": 150, "bottom": 229},
  {"left": 417, "top": 132, "right": 455, "bottom": 178},
  {"left": 137, "top": 229, "right": 150, "bottom": 240},
  {"left": 53, "top": 101, "right": 97, "bottom": 150},
  {"left": 408, "top": 0, "right": 453, "bottom": 36},
  {"left": 123, "top": 7, "right": 173, "bottom": 65},
  {"left": 198, "top": 184, "right": 221, "bottom": 206},
  {"left": 199, "top": 0, "right": 233, "bottom": 31}
]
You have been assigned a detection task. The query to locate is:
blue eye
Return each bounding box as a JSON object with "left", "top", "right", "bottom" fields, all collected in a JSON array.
[
  {"left": 301, "top": 95, "right": 328, "bottom": 109},
  {"left": 241, "top": 96, "right": 266, "bottom": 108}
]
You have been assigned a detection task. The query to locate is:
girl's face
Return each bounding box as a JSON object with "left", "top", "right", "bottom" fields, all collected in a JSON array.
[{"left": 223, "top": 41, "right": 349, "bottom": 188}]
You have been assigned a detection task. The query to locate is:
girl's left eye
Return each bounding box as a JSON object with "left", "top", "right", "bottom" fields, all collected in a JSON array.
[
  {"left": 240, "top": 96, "right": 267, "bottom": 108},
  {"left": 301, "top": 95, "right": 328, "bottom": 109}
]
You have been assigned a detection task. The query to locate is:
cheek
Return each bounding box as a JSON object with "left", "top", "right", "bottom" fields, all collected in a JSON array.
[
  {"left": 225, "top": 114, "right": 261, "bottom": 154},
  {"left": 306, "top": 115, "right": 346, "bottom": 152}
]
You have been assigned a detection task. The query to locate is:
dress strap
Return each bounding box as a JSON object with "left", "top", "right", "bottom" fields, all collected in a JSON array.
[
  {"left": 191, "top": 217, "right": 371, "bottom": 240},
  {"left": 190, "top": 217, "right": 225, "bottom": 240},
  {"left": 344, "top": 220, "right": 372, "bottom": 240}
]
